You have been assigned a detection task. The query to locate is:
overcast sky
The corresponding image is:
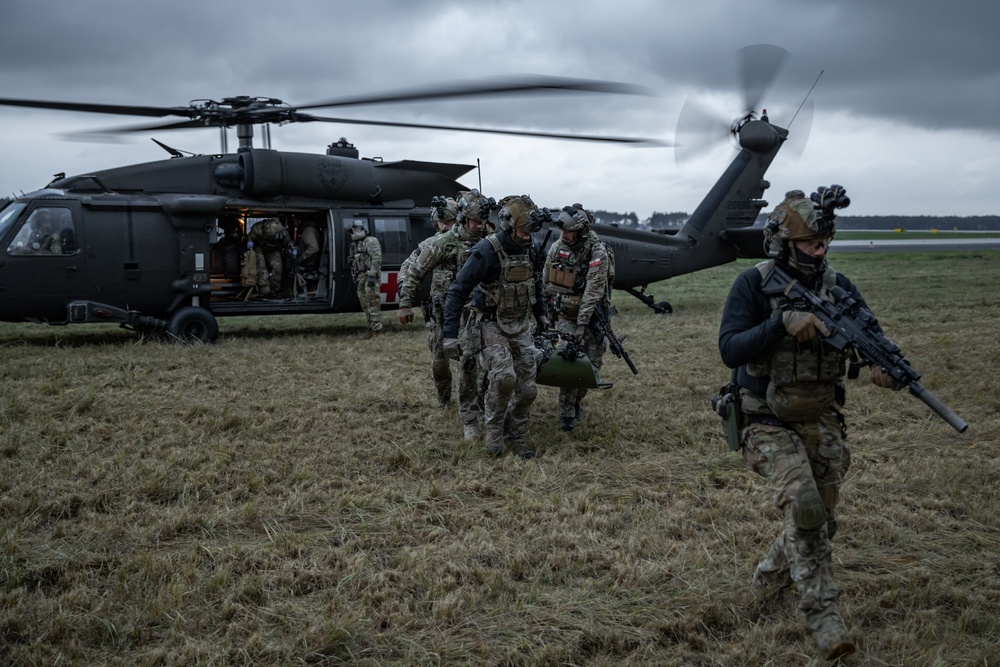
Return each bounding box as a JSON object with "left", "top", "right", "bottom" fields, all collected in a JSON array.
[{"left": 1, "top": 0, "right": 997, "bottom": 218}]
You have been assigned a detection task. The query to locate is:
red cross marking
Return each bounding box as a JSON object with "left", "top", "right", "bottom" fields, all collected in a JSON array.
[{"left": 380, "top": 271, "right": 399, "bottom": 305}]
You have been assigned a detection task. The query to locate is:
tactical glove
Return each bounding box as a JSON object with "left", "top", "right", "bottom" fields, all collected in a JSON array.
[
  {"left": 366, "top": 274, "right": 378, "bottom": 289},
  {"left": 573, "top": 324, "right": 587, "bottom": 342},
  {"left": 782, "top": 311, "right": 831, "bottom": 342},
  {"left": 443, "top": 337, "right": 461, "bottom": 360},
  {"left": 397, "top": 306, "right": 414, "bottom": 325},
  {"left": 535, "top": 314, "right": 550, "bottom": 333},
  {"left": 870, "top": 366, "right": 899, "bottom": 389}
]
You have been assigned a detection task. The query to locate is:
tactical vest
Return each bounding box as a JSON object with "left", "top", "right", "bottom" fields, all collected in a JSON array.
[
  {"left": 482, "top": 234, "right": 536, "bottom": 329},
  {"left": 546, "top": 238, "right": 593, "bottom": 318},
  {"left": 746, "top": 260, "right": 847, "bottom": 422},
  {"left": 349, "top": 237, "right": 373, "bottom": 277}
]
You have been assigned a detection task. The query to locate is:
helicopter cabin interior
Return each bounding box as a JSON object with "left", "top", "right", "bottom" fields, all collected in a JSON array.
[{"left": 206, "top": 208, "right": 428, "bottom": 313}]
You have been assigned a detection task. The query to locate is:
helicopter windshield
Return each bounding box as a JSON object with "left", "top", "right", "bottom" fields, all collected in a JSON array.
[{"left": 0, "top": 201, "right": 27, "bottom": 246}]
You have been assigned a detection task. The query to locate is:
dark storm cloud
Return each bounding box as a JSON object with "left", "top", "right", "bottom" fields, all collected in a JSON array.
[{"left": 0, "top": 0, "right": 997, "bottom": 215}]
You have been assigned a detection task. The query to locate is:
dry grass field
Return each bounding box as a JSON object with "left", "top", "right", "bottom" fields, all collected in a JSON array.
[{"left": 2, "top": 251, "right": 998, "bottom": 666}]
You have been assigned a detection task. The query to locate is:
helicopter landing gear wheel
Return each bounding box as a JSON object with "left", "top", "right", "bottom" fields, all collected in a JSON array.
[
  {"left": 624, "top": 287, "right": 673, "bottom": 314},
  {"left": 167, "top": 307, "right": 219, "bottom": 343}
]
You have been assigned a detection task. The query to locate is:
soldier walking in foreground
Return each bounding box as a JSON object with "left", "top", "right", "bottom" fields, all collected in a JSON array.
[
  {"left": 348, "top": 219, "right": 383, "bottom": 338},
  {"left": 397, "top": 196, "right": 461, "bottom": 406},
  {"left": 398, "top": 194, "right": 493, "bottom": 429},
  {"left": 543, "top": 204, "right": 613, "bottom": 431},
  {"left": 718, "top": 186, "right": 898, "bottom": 661},
  {"left": 442, "top": 194, "right": 548, "bottom": 458}
]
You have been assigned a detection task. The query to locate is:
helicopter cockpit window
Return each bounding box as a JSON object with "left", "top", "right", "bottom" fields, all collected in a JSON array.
[
  {"left": 0, "top": 201, "right": 28, "bottom": 243},
  {"left": 6, "top": 207, "right": 77, "bottom": 256}
]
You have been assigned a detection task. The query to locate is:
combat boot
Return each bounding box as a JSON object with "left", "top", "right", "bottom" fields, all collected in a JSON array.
[
  {"left": 807, "top": 607, "right": 856, "bottom": 661},
  {"left": 509, "top": 436, "right": 534, "bottom": 460},
  {"left": 463, "top": 421, "right": 482, "bottom": 442},
  {"left": 558, "top": 416, "right": 575, "bottom": 431},
  {"left": 483, "top": 425, "right": 504, "bottom": 456},
  {"left": 438, "top": 385, "right": 451, "bottom": 408}
]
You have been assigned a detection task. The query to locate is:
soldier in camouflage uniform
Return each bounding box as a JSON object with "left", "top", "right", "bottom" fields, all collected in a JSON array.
[
  {"left": 442, "top": 194, "right": 549, "bottom": 458},
  {"left": 719, "top": 186, "right": 898, "bottom": 661},
  {"left": 348, "top": 219, "right": 383, "bottom": 338},
  {"left": 247, "top": 218, "right": 289, "bottom": 298},
  {"left": 400, "top": 192, "right": 495, "bottom": 435},
  {"left": 396, "top": 196, "right": 461, "bottom": 407},
  {"left": 544, "top": 204, "right": 613, "bottom": 432}
]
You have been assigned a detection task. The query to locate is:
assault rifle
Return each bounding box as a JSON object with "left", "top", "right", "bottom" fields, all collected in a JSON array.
[
  {"left": 760, "top": 264, "right": 968, "bottom": 433},
  {"left": 592, "top": 301, "right": 638, "bottom": 375}
]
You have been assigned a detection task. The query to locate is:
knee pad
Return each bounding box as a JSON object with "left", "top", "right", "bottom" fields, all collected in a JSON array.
[{"left": 793, "top": 486, "right": 827, "bottom": 532}]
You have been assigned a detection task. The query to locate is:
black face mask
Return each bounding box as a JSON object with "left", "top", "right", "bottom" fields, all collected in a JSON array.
[{"left": 789, "top": 243, "right": 826, "bottom": 275}]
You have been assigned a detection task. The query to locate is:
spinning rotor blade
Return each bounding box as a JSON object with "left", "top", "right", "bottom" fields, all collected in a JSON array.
[
  {"left": 299, "top": 113, "right": 668, "bottom": 145},
  {"left": 289, "top": 75, "right": 655, "bottom": 112},
  {"left": 2, "top": 75, "right": 665, "bottom": 147},
  {"left": 783, "top": 97, "right": 813, "bottom": 160},
  {"left": 0, "top": 96, "right": 195, "bottom": 119},
  {"left": 674, "top": 97, "right": 733, "bottom": 164},
  {"left": 739, "top": 44, "right": 789, "bottom": 113},
  {"left": 675, "top": 44, "right": 795, "bottom": 164}
]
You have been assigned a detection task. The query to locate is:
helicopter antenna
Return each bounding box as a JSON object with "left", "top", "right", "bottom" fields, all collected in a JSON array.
[
  {"left": 477, "top": 158, "right": 482, "bottom": 192},
  {"left": 150, "top": 138, "right": 188, "bottom": 158},
  {"left": 788, "top": 69, "right": 824, "bottom": 130}
]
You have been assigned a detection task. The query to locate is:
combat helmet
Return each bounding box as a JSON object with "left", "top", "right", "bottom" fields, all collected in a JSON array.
[
  {"left": 498, "top": 194, "right": 544, "bottom": 245},
  {"left": 555, "top": 204, "right": 591, "bottom": 249},
  {"left": 350, "top": 218, "right": 368, "bottom": 241},
  {"left": 455, "top": 189, "right": 496, "bottom": 242},
  {"left": 430, "top": 195, "right": 458, "bottom": 230},
  {"left": 764, "top": 185, "right": 849, "bottom": 272}
]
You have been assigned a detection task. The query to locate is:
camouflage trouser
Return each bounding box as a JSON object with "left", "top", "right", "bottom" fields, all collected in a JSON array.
[
  {"left": 479, "top": 320, "right": 538, "bottom": 452},
  {"left": 356, "top": 280, "right": 383, "bottom": 331},
  {"left": 457, "top": 312, "right": 485, "bottom": 427},
  {"left": 741, "top": 395, "right": 850, "bottom": 623},
  {"left": 255, "top": 247, "right": 283, "bottom": 295},
  {"left": 555, "top": 318, "right": 606, "bottom": 420},
  {"left": 425, "top": 319, "right": 452, "bottom": 404}
]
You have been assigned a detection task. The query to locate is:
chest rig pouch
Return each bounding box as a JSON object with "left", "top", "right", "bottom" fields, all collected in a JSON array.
[
  {"left": 546, "top": 241, "right": 591, "bottom": 320},
  {"left": 748, "top": 262, "right": 847, "bottom": 422},
  {"left": 351, "top": 240, "right": 372, "bottom": 276},
  {"left": 484, "top": 235, "right": 536, "bottom": 332}
]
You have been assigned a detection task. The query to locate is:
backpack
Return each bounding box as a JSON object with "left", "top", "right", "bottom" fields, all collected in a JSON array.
[{"left": 241, "top": 249, "right": 259, "bottom": 288}]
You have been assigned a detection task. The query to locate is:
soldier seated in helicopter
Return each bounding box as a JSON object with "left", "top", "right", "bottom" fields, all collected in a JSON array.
[{"left": 7, "top": 207, "right": 75, "bottom": 256}]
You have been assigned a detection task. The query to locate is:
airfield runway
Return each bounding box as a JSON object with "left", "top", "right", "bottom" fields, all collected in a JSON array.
[{"left": 832, "top": 237, "right": 1000, "bottom": 252}]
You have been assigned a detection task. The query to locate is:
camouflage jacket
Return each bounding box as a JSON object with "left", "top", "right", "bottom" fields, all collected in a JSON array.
[
  {"left": 543, "top": 232, "right": 611, "bottom": 327},
  {"left": 397, "top": 227, "right": 475, "bottom": 309},
  {"left": 248, "top": 218, "right": 288, "bottom": 249},
  {"left": 349, "top": 235, "right": 382, "bottom": 281}
]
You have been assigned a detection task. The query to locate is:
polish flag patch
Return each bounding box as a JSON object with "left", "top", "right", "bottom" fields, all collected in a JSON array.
[{"left": 589, "top": 258, "right": 602, "bottom": 268}]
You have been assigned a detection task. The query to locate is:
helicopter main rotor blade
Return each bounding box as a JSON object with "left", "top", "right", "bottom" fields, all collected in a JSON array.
[
  {"left": 0, "top": 96, "right": 195, "bottom": 119},
  {"left": 298, "top": 112, "right": 670, "bottom": 145},
  {"left": 290, "top": 75, "right": 655, "bottom": 112},
  {"left": 739, "top": 44, "right": 789, "bottom": 113},
  {"left": 60, "top": 119, "right": 213, "bottom": 140}
]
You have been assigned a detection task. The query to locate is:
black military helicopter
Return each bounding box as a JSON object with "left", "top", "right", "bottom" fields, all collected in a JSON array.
[{"left": 0, "top": 49, "right": 792, "bottom": 342}]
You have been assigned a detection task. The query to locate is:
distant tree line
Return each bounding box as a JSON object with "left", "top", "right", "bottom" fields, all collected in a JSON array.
[
  {"left": 833, "top": 215, "right": 1000, "bottom": 230},
  {"left": 591, "top": 210, "right": 1000, "bottom": 231}
]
